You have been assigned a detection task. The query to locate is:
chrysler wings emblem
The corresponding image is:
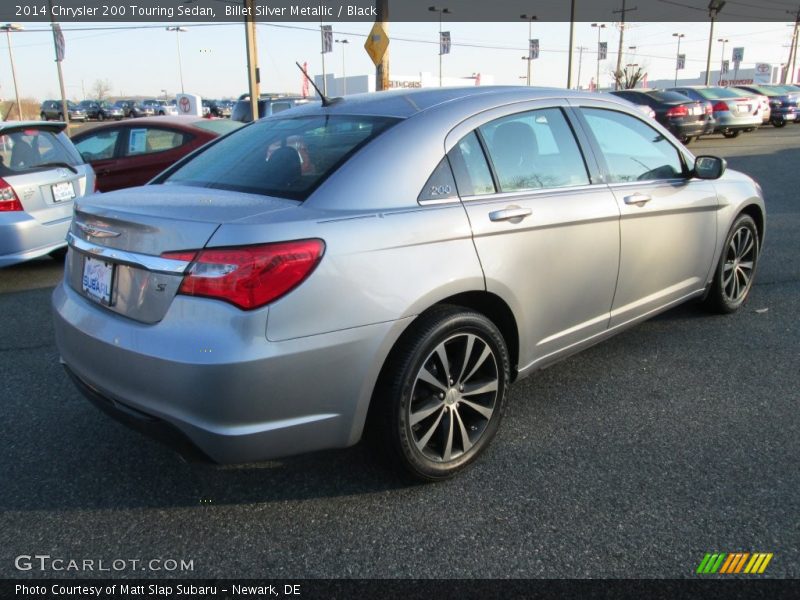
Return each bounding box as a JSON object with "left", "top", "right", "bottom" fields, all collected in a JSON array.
[{"left": 76, "top": 222, "right": 121, "bottom": 239}]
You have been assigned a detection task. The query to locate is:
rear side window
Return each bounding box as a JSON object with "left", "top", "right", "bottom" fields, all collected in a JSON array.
[
  {"left": 448, "top": 132, "right": 495, "bottom": 197},
  {"left": 581, "top": 108, "right": 684, "bottom": 183},
  {"left": 161, "top": 115, "right": 399, "bottom": 200},
  {"left": 478, "top": 108, "right": 589, "bottom": 192},
  {"left": 0, "top": 129, "right": 81, "bottom": 175},
  {"left": 124, "top": 128, "right": 188, "bottom": 156},
  {"left": 418, "top": 158, "right": 458, "bottom": 203}
]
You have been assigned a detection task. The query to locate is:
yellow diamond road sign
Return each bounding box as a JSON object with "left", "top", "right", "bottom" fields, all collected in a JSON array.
[{"left": 365, "top": 22, "right": 389, "bottom": 66}]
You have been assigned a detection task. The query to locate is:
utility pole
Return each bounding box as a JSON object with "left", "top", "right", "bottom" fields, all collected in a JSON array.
[
  {"left": 613, "top": 0, "right": 637, "bottom": 91},
  {"left": 575, "top": 46, "right": 588, "bottom": 89},
  {"left": 244, "top": 0, "right": 260, "bottom": 121},
  {"left": 705, "top": 1, "right": 725, "bottom": 86},
  {"left": 0, "top": 24, "right": 23, "bottom": 120},
  {"left": 567, "top": 0, "right": 576, "bottom": 88},
  {"left": 376, "top": 0, "right": 389, "bottom": 91}
]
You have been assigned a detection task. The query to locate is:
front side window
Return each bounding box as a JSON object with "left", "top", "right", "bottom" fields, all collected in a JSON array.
[
  {"left": 478, "top": 108, "right": 590, "bottom": 192},
  {"left": 161, "top": 115, "right": 399, "bottom": 200},
  {"left": 581, "top": 108, "right": 684, "bottom": 183}
]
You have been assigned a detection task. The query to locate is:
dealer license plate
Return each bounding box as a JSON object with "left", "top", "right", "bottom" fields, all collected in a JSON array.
[
  {"left": 82, "top": 256, "right": 114, "bottom": 305},
  {"left": 52, "top": 181, "right": 75, "bottom": 203}
]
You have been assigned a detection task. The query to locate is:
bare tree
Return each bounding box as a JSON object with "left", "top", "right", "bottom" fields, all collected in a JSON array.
[
  {"left": 91, "top": 79, "right": 113, "bottom": 100},
  {"left": 610, "top": 65, "right": 647, "bottom": 89}
]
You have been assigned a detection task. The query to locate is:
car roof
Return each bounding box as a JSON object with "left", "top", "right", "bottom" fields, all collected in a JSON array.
[
  {"left": 70, "top": 115, "right": 221, "bottom": 137},
  {"left": 286, "top": 86, "right": 619, "bottom": 120}
]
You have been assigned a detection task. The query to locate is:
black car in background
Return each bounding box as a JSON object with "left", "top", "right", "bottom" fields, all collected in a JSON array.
[
  {"left": 113, "top": 100, "right": 155, "bottom": 118},
  {"left": 610, "top": 89, "right": 711, "bottom": 144},
  {"left": 78, "top": 100, "right": 125, "bottom": 121},
  {"left": 39, "top": 100, "right": 87, "bottom": 122},
  {"left": 204, "top": 99, "right": 233, "bottom": 118}
]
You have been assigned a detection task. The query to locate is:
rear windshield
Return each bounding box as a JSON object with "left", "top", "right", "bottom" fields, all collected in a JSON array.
[
  {"left": 161, "top": 115, "right": 399, "bottom": 200},
  {"left": 693, "top": 87, "right": 743, "bottom": 100},
  {"left": 645, "top": 90, "right": 693, "bottom": 104},
  {"left": 0, "top": 128, "right": 82, "bottom": 176}
]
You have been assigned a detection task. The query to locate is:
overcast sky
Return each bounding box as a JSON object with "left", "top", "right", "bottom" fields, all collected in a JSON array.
[{"left": 1, "top": 20, "right": 797, "bottom": 101}]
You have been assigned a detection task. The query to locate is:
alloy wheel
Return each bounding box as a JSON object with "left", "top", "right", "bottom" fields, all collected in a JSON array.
[
  {"left": 722, "top": 225, "right": 756, "bottom": 303},
  {"left": 408, "top": 333, "right": 499, "bottom": 463}
]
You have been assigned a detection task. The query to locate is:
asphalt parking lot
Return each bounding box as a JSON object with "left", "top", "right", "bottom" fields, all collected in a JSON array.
[{"left": 1, "top": 125, "right": 798, "bottom": 579}]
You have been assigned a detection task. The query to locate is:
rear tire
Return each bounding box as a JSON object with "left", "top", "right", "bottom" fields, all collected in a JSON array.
[
  {"left": 723, "top": 130, "right": 741, "bottom": 138},
  {"left": 98, "top": 112, "right": 105, "bottom": 121},
  {"left": 372, "top": 306, "right": 510, "bottom": 481},
  {"left": 704, "top": 214, "right": 760, "bottom": 314},
  {"left": 678, "top": 135, "right": 691, "bottom": 145},
  {"left": 40, "top": 112, "right": 47, "bottom": 121},
  {"left": 57, "top": 112, "right": 63, "bottom": 121},
  {"left": 772, "top": 119, "right": 786, "bottom": 128}
]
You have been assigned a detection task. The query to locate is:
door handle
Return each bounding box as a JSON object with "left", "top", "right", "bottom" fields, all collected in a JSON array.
[
  {"left": 623, "top": 193, "right": 652, "bottom": 206},
  {"left": 489, "top": 207, "right": 532, "bottom": 223}
]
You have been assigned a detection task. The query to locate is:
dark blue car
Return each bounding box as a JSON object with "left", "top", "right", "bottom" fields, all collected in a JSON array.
[{"left": 735, "top": 84, "right": 799, "bottom": 127}]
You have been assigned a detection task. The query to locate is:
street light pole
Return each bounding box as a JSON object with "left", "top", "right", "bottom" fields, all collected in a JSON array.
[
  {"left": 705, "top": 1, "right": 725, "bottom": 86},
  {"left": 575, "top": 46, "right": 588, "bottom": 89},
  {"left": 166, "top": 26, "right": 187, "bottom": 94},
  {"left": 718, "top": 37, "right": 729, "bottom": 84},
  {"left": 335, "top": 39, "right": 349, "bottom": 95},
  {"left": 591, "top": 23, "right": 606, "bottom": 91},
  {"left": 672, "top": 32, "right": 685, "bottom": 86},
  {"left": 429, "top": 6, "right": 451, "bottom": 87},
  {"left": 520, "top": 14, "right": 537, "bottom": 87},
  {"left": 0, "top": 24, "right": 23, "bottom": 120}
]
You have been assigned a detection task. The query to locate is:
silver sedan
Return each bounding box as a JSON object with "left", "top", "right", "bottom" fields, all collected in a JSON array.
[{"left": 53, "top": 87, "right": 765, "bottom": 480}]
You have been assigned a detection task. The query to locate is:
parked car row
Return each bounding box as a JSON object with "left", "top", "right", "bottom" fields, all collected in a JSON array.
[{"left": 609, "top": 83, "right": 800, "bottom": 144}]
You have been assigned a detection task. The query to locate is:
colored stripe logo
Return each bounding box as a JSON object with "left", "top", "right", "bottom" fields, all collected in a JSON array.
[{"left": 696, "top": 552, "right": 773, "bottom": 574}]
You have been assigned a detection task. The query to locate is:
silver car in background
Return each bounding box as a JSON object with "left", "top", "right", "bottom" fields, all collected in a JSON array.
[
  {"left": 53, "top": 87, "right": 765, "bottom": 481},
  {"left": 0, "top": 121, "right": 95, "bottom": 267},
  {"left": 669, "top": 85, "right": 762, "bottom": 137}
]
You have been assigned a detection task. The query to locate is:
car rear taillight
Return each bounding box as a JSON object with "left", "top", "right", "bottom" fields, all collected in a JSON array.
[
  {"left": 0, "top": 177, "right": 23, "bottom": 212},
  {"left": 665, "top": 105, "right": 689, "bottom": 117},
  {"left": 712, "top": 101, "right": 729, "bottom": 112},
  {"left": 162, "top": 239, "right": 325, "bottom": 310}
]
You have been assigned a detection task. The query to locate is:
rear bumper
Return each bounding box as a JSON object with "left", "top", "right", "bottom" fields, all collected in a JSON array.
[
  {"left": 53, "top": 280, "right": 408, "bottom": 464},
  {"left": 0, "top": 213, "right": 70, "bottom": 267},
  {"left": 666, "top": 121, "right": 707, "bottom": 137},
  {"left": 713, "top": 113, "right": 762, "bottom": 131}
]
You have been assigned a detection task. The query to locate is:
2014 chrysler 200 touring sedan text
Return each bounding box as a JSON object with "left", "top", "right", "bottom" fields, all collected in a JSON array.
[{"left": 53, "top": 87, "right": 765, "bottom": 481}]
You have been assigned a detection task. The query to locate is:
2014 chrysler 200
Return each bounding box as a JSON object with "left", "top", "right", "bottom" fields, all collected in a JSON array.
[{"left": 53, "top": 87, "right": 765, "bottom": 481}]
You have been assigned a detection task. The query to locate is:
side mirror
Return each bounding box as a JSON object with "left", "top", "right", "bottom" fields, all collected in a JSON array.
[{"left": 694, "top": 155, "right": 727, "bottom": 180}]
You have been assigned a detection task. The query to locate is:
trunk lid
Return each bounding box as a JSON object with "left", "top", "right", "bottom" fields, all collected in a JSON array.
[{"left": 67, "top": 184, "right": 300, "bottom": 323}]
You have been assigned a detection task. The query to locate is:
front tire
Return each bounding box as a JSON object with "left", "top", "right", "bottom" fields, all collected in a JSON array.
[
  {"left": 374, "top": 306, "right": 510, "bottom": 481},
  {"left": 705, "top": 214, "right": 760, "bottom": 314}
]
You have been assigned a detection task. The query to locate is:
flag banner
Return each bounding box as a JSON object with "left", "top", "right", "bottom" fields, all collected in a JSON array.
[
  {"left": 530, "top": 39, "right": 539, "bottom": 60},
  {"left": 598, "top": 42, "right": 607, "bottom": 60},
  {"left": 321, "top": 25, "right": 332, "bottom": 54},
  {"left": 677, "top": 54, "right": 685, "bottom": 70},
  {"left": 440, "top": 31, "right": 451, "bottom": 55}
]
